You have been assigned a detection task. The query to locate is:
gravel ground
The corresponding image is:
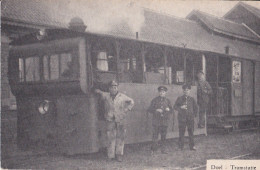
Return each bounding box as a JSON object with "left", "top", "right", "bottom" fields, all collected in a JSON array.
[{"left": 1, "top": 129, "right": 260, "bottom": 170}]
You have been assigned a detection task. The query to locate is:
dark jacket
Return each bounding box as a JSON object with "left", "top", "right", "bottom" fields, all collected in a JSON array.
[
  {"left": 148, "top": 96, "right": 173, "bottom": 126},
  {"left": 197, "top": 80, "right": 212, "bottom": 106},
  {"left": 174, "top": 95, "right": 198, "bottom": 122}
]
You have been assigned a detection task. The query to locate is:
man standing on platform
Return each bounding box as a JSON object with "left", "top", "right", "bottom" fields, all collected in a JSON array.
[
  {"left": 95, "top": 80, "right": 134, "bottom": 162},
  {"left": 197, "top": 71, "right": 212, "bottom": 128}
]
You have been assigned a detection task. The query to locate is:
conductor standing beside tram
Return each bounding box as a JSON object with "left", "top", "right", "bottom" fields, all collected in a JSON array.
[
  {"left": 147, "top": 86, "right": 173, "bottom": 154},
  {"left": 95, "top": 80, "right": 134, "bottom": 162},
  {"left": 174, "top": 84, "right": 198, "bottom": 150}
]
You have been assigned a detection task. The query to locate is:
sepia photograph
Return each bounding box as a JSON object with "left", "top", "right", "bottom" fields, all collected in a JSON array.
[{"left": 1, "top": 0, "right": 260, "bottom": 169}]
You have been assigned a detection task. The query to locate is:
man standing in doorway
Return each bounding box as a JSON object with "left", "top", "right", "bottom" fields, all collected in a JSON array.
[
  {"left": 197, "top": 71, "right": 212, "bottom": 128},
  {"left": 95, "top": 80, "right": 134, "bottom": 162}
]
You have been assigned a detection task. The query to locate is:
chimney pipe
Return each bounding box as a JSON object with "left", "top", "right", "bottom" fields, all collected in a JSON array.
[
  {"left": 225, "top": 46, "right": 229, "bottom": 55},
  {"left": 136, "top": 32, "right": 138, "bottom": 39},
  {"left": 69, "top": 17, "right": 87, "bottom": 32}
]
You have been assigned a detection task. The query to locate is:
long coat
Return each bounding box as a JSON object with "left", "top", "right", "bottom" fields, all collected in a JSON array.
[
  {"left": 197, "top": 80, "right": 213, "bottom": 106},
  {"left": 148, "top": 96, "right": 173, "bottom": 126}
]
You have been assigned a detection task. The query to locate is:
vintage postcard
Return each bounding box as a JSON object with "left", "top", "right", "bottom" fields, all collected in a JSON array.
[{"left": 1, "top": 0, "right": 260, "bottom": 169}]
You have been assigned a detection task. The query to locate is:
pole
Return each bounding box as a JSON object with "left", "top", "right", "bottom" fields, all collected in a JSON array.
[
  {"left": 163, "top": 47, "right": 167, "bottom": 84},
  {"left": 115, "top": 40, "right": 121, "bottom": 82},
  {"left": 141, "top": 43, "right": 146, "bottom": 83}
]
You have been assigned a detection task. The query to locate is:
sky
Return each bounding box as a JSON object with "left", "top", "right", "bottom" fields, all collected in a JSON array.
[{"left": 47, "top": 0, "right": 260, "bottom": 33}]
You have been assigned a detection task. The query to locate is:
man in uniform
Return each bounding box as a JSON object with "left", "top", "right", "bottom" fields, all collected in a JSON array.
[
  {"left": 95, "top": 80, "right": 134, "bottom": 162},
  {"left": 147, "top": 86, "right": 173, "bottom": 154},
  {"left": 197, "top": 71, "right": 212, "bottom": 128},
  {"left": 174, "top": 84, "right": 198, "bottom": 150}
]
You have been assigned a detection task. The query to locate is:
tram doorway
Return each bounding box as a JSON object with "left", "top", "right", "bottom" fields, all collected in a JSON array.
[
  {"left": 205, "top": 52, "right": 256, "bottom": 129},
  {"left": 205, "top": 54, "right": 231, "bottom": 117}
]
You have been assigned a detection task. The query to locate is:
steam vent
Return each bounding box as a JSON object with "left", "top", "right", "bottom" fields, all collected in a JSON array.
[{"left": 69, "top": 17, "right": 87, "bottom": 32}]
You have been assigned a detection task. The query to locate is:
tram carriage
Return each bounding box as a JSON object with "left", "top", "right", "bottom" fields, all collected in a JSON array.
[{"left": 8, "top": 28, "right": 260, "bottom": 155}]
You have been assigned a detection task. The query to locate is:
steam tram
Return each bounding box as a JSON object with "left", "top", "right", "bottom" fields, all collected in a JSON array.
[{"left": 8, "top": 28, "right": 260, "bottom": 154}]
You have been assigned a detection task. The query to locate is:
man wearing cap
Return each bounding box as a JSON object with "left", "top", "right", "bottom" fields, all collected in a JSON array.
[
  {"left": 174, "top": 84, "right": 198, "bottom": 150},
  {"left": 95, "top": 80, "right": 134, "bottom": 162},
  {"left": 197, "top": 71, "right": 212, "bottom": 128},
  {"left": 147, "top": 86, "right": 173, "bottom": 154}
]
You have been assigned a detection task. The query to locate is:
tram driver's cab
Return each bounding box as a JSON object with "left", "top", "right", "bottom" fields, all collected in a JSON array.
[
  {"left": 9, "top": 30, "right": 91, "bottom": 96},
  {"left": 8, "top": 29, "right": 98, "bottom": 154}
]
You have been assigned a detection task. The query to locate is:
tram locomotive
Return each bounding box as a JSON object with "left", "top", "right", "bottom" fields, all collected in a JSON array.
[{"left": 8, "top": 28, "right": 259, "bottom": 155}]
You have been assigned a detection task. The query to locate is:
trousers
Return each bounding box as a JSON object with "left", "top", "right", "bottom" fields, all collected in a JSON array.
[
  {"left": 198, "top": 104, "right": 207, "bottom": 127},
  {"left": 178, "top": 119, "right": 194, "bottom": 149},
  {"left": 151, "top": 125, "right": 167, "bottom": 151},
  {"left": 107, "top": 121, "right": 126, "bottom": 159}
]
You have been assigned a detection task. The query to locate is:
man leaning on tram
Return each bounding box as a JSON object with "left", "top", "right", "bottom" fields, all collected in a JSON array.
[{"left": 95, "top": 80, "right": 134, "bottom": 162}]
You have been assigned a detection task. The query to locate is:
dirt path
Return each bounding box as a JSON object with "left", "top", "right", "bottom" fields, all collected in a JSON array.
[{"left": 2, "top": 130, "right": 260, "bottom": 169}]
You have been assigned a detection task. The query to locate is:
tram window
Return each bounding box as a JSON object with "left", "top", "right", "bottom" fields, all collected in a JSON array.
[
  {"left": 118, "top": 57, "right": 141, "bottom": 83},
  {"left": 107, "top": 55, "right": 116, "bottom": 72},
  {"left": 169, "top": 50, "right": 202, "bottom": 85},
  {"left": 43, "top": 52, "right": 77, "bottom": 81},
  {"left": 169, "top": 51, "right": 184, "bottom": 84},
  {"left": 132, "top": 58, "right": 137, "bottom": 70},
  {"left": 60, "top": 53, "right": 73, "bottom": 78},
  {"left": 50, "top": 54, "right": 59, "bottom": 80},
  {"left": 119, "top": 57, "right": 139, "bottom": 72},
  {"left": 145, "top": 57, "right": 164, "bottom": 73},
  {"left": 96, "top": 52, "right": 109, "bottom": 71},
  {"left": 43, "top": 55, "right": 50, "bottom": 80},
  {"left": 176, "top": 71, "right": 184, "bottom": 83},
  {"left": 95, "top": 51, "right": 117, "bottom": 72},
  {"left": 18, "top": 52, "right": 77, "bottom": 83},
  {"left": 144, "top": 49, "right": 165, "bottom": 84},
  {"left": 19, "top": 58, "right": 25, "bottom": 82},
  {"left": 186, "top": 55, "right": 202, "bottom": 85},
  {"left": 119, "top": 59, "right": 130, "bottom": 72},
  {"left": 25, "top": 57, "right": 40, "bottom": 82}
]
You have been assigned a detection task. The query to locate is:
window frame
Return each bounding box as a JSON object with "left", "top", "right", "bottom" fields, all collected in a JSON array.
[
  {"left": 19, "top": 55, "right": 41, "bottom": 82},
  {"left": 95, "top": 51, "right": 117, "bottom": 73},
  {"left": 17, "top": 50, "right": 78, "bottom": 84}
]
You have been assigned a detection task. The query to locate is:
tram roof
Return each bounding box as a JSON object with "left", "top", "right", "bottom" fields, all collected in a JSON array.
[{"left": 98, "top": 10, "right": 260, "bottom": 61}]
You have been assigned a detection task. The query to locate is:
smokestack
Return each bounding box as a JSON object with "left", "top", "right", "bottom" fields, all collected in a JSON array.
[
  {"left": 136, "top": 32, "right": 139, "bottom": 39},
  {"left": 225, "top": 45, "right": 229, "bottom": 55},
  {"left": 69, "top": 17, "right": 87, "bottom": 32}
]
